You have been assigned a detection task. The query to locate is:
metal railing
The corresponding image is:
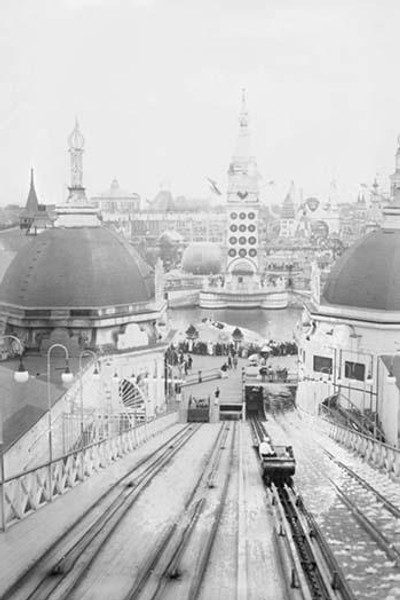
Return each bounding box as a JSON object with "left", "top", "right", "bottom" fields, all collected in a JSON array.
[
  {"left": 0, "top": 411, "right": 178, "bottom": 531},
  {"left": 320, "top": 418, "right": 400, "bottom": 479},
  {"left": 182, "top": 368, "right": 222, "bottom": 386}
]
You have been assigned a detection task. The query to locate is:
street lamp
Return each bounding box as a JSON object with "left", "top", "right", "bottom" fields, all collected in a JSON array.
[
  {"left": 47, "top": 343, "right": 74, "bottom": 500},
  {"left": 78, "top": 349, "right": 100, "bottom": 468},
  {"left": 0, "top": 334, "right": 29, "bottom": 383}
]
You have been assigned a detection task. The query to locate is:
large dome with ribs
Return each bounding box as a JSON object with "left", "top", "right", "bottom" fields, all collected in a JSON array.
[
  {"left": 0, "top": 227, "right": 154, "bottom": 308},
  {"left": 322, "top": 228, "right": 400, "bottom": 311}
]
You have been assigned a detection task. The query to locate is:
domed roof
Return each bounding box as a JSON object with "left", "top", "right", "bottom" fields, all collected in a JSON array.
[
  {"left": 322, "top": 228, "right": 400, "bottom": 311},
  {"left": 0, "top": 227, "right": 154, "bottom": 308},
  {"left": 181, "top": 242, "right": 222, "bottom": 275}
]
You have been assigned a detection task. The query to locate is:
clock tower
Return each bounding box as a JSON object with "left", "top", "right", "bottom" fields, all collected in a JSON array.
[{"left": 225, "top": 90, "right": 260, "bottom": 282}]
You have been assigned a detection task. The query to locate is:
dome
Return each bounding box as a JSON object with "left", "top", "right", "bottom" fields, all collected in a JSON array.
[
  {"left": 0, "top": 227, "right": 154, "bottom": 308},
  {"left": 182, "top": 242, "right": 222, "bottom": 275},
  {"left": 322, "top": 229, "right": 400, "bottom": 311}
]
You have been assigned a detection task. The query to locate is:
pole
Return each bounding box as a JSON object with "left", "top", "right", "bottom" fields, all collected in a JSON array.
[
  {"left": 47, "top": 353, "right": 53, "bottom": 501},
  {"left": 78, "top": 349, "right": 97, "bottom": 482},
  {"left": 47, "top": 343, "right": 70, "bottom": 502}
]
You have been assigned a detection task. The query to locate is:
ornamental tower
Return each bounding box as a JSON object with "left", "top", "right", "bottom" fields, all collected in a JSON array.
[
  {"left": 226, "top": 90, "right": 260, "bottom": 281},
  {"left": 67, "top": 117, "right": 87, "bottom": 204}
]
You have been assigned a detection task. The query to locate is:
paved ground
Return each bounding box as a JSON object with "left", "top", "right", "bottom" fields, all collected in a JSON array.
[
  {"left": 180, "top": 353, "right": 246, "bottom": 405},
  {"left": 176, "top": 352, "right": 298, "bottom": 409}
]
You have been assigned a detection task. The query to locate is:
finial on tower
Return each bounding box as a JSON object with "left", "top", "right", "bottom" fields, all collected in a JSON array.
[
  {"left": 239, "top": 88, "right": 248, "bottom": 127},
  {"left": 68, "top": 116, "right": 85, "bottom": 151},
  {"left": 30, "top": 167, "right": 34, "bottom": 188}
]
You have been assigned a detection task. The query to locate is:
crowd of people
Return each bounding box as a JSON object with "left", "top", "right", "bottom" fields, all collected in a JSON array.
[{"left": 247, "top": 340, "right": 298, "bottom": 357}]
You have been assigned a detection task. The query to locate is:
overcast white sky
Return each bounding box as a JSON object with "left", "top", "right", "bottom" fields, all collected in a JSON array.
[{"left": 0, "top": 0, "right": 399, "bottom": 206}]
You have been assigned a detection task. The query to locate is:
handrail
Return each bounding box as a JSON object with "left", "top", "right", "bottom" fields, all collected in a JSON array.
[
  {"left": 334, "top": 390, "right": 385, "bottom": 440},
  {"left": 2, "top": 410, "right": 167, "bottom": 485}
]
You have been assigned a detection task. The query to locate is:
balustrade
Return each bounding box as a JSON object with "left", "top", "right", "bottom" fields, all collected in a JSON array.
[
  {"left": 0, "top": 411, "right": 178, "bottom": 531},
  {"left": 325, "top": 420, "right": 400, "bottom": 478}
]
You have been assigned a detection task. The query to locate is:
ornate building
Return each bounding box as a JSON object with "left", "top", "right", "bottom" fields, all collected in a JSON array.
[
  {"left": 200, "top": 92, "right": 288, "bottom": 309},
  {"left": 296, "top": 137, "right": 400, "bottom": 446},
  {"left": 0, "top": 121, "right": 167, "bottom": 355}
]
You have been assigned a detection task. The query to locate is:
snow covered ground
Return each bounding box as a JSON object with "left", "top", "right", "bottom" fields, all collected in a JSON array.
[{"left": 271, "top": 410, "right": 400, "bottom": 600}]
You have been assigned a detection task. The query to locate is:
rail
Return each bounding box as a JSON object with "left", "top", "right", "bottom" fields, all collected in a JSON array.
[
  {"left": 320, "top": 417, "right": 400, "bottom": 478},
  {"left": 182, "top": 368, "right": 222, "bottom": 386},
  {"left": 270, "top": 483, "right": 355, "bottom": 600},
  {"left": 0, "top": 411, "right": 178, "bottom": 531}
]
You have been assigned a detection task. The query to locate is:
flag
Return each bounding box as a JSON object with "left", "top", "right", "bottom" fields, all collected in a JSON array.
[{"left": 206, "top": 177, "right": 222, "bottom": 196}]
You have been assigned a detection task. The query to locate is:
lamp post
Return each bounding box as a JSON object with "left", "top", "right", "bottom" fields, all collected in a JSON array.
[
  {"left": 0, "top": 334, "right": 29, "bottom": 382},
  {"left": 78, "top": 350, "right": 100, "bottom": 478},
  {"left": 47, "top": 344, "right": 74, "bottom": 501}
]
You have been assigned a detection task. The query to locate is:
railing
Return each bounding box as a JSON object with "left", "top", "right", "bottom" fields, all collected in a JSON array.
[
  {"left": 0, "top": 411, "right": 178, "bottom": 531},
  {"left": 320, "top": 418, "right": 400, "bottom": 478},
  {"left": 244, "top": 371, "right": 298, "bottom": 384},
  {"left": 337, "top": 391, "right": 384, "bottom": 439},
  {"left": 182, "top": 368, "right": 222, "bottom": 386}
]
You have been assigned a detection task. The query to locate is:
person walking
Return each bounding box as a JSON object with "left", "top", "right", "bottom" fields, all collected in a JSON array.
[
  {"left": 214, "top": 387, "right": 220, "bottom": 403},
  {"left": 233, "top": 354, "right": 238, "bottom": 370}
]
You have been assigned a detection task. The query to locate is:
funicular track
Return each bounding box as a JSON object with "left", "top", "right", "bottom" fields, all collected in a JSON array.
[
  {"left": 272, "top": 411, "right": 400, "bottom": 596},
  {"left": 270, "top": 483, "right": 355, "bottom": 600},
  {"left": 3, "top": 424, "right": 202, "bottom": 600},
  {"left": 322, "top": 448, "right": 400, "bottom": 519},
  {"left": 124, "top": 421, "right": 237, "bottom": 600},
  {"left": 250, "top": 414, "right": 354, "bottom": 599}
]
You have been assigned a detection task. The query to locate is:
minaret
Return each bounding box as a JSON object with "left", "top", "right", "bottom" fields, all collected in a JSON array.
[
  {"left": 67, "top": 117, "right": 87, "bottom": 204},
  {"left": 56, "top": 119, "right": 100, "bottom": 227},
  {"left": 225, "top": 90, "right": 260, "bottom": 281}
]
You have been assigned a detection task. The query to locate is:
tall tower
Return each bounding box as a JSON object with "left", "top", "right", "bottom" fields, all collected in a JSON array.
[
  {"left": 225, "top": 90, "right": 260, "bottom": 283},
  {"left": 67, "top": 118, "right": 87, "bottom": 204}
]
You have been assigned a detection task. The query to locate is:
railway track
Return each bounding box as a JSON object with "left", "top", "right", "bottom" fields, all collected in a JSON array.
[
  {"left": 3, "top": 424, "right": 202, "bottom": 600},
  {"left": 249, "top": 415, "right": 352, "bottom": 598},
  {"left": 270, "top": 482, "right": 355, "bottom": 600},
  {"left": 322, "top": 448, "right": 400, "bottom": 518},
  {"left": 273, "top": 412, "right": 400, "bottom": 598},
  {"left": 123, "top": 421, "right": 237, "bottom": 600}
]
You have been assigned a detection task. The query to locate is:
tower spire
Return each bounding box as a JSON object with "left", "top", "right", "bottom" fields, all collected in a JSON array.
[
  {"left": 26, "top": 168, "right": 39, "bottom": 212},
  {"left": 67, "top": 117, "right": 87, "bottom": 204},
  {"left": 239, "top": 88, "right": 248, "bottom": 128}
]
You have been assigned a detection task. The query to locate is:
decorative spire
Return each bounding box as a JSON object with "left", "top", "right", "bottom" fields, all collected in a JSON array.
[
  {"left": 239, "top": 88, "right": 248, "bottom": 128},
  {"left": 67, "top": 117, "right": 87, "bottom": 204},
  {"left": 281, "top": 181, "right": 296, "bottom": 219},
  {"left": 232, "top": 89, "right": 253, "bottom": 162},
  {"left": 25, "top": 168, "right": 39, "bottom": 212}
]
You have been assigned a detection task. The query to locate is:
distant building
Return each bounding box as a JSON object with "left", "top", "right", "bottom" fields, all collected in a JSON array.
[
  {"left": 131, "top": 192, "right": 226, "bottom": 245},
  {"left": 279, "top": 183, "right": 296, "bottom": 238},
  {"left": 91, "top": 177, "right": 140, "bottom": 223}
]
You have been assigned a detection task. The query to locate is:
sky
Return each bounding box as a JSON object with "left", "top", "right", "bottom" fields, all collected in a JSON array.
[{"left": 0, "top": 0, "right": 399, "bottom": 207}]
